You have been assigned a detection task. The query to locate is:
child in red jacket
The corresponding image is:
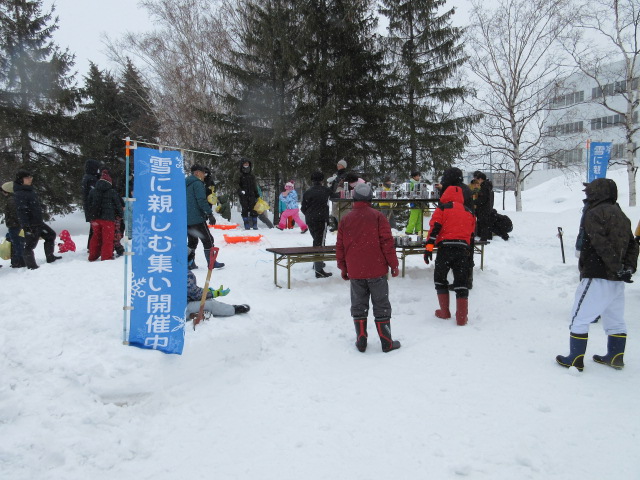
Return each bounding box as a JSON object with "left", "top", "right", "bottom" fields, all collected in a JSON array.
[
  {"left": 424, "top": 186, "right": 476, "bottom": 325},
  {"left": 336, "top": 183, "right": 401, "bottom": 353},
  {"left": 57, "top": 229, "right": 76, "bottom": 253}
]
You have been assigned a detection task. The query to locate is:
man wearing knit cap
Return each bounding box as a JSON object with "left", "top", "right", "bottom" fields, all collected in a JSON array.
[
  {"left": 336, "top": 182, "right": 402, "bottom": 353},
  {"left": 87, "top": 169, "right": 124, "bottom": 261},
  {"left": 186, "top": 164, "right": 224, "bottom": 270},
  {"left": 13, "top": 170, "right": 61, "bottom": 269}
]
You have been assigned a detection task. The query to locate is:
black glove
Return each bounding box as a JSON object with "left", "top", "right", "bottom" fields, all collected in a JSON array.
[
  {"left": 208, "top": 214, "right": 216, "bottom": 226},
  {"left": 616, "top": 266, "right": 635, "bottom": 283},
  {"left": 423, "top": 240, "right": 434, "bottom": 264}
]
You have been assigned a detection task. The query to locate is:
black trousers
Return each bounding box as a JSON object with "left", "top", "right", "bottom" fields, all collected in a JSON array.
[
  {"left": 307, "top": 219, "right": 327, "bottom": 272},
  {"left": 187, "top": 222, "right": 214, "bottom": 257},
  {"left": 433, "top": 244, "right": 471, "bottom": 298},
  {"left": 23, "top": 223, "right": 56, "bottom": 260}
]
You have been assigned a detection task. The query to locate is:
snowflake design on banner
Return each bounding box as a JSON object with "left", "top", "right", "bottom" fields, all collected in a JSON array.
[
  {"left": 132, "top": 214, "right": 151, "bottom": 255},
  {"left": 171, "top": 315, "right": 186, "bottom": 332},
  {"left": 175, "top": 157, "right": 184, "bottom": 170},
  {"left": 130, "top": 277, "right": 147, "bottom": 298}
]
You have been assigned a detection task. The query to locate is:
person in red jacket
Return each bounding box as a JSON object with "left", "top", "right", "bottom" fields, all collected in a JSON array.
[
  {"left": 424, "top": 185, "right": 476, "bottom": 326},
  {"left": 336, "top": 182, "right": 401, "bottom": 353}
]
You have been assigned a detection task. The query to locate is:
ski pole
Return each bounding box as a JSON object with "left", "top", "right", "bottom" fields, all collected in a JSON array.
[{"left": 557, "top": 227, "right": 565, "bottom": 264}]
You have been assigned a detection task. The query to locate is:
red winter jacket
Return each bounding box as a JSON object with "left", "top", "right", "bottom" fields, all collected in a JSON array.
[
  {"left": 336, "top": 202, "right": 398, "bottom": 279},
  {"left": 428, "top": 186, "right": 476, "bottom": 245}
]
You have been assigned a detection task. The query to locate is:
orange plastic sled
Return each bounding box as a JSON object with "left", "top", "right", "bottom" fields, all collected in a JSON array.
[
  {"left": 209, "top": 224, "right": 238, "bottom": 230},
  {"left": 223, "top": 234, "right": 263, "bottom": 243}
]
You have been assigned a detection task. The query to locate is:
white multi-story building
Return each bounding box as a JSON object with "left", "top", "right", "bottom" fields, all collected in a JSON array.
[{"left": 543, "top": 60, "right": 639, "bottom": 171}]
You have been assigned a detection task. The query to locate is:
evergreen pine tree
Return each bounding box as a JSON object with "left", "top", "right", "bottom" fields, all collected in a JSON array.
[
  {"left": 379, "top": 0, "right": 477, "bottom": 178},
  {"left": 77, "top": 63, "right": 124, "bottom": 165},
  {"left": 297, "top": 0, "right": 390, "bottom": 176},
  {"left": 213, "top": 0, "right": 303, "bottom": 198},
  {"left": 119, "top": 59, "right": 159, "bottom": 144},
  {"left": 0, "top": 0, "right": 79, "bottom": 215}
]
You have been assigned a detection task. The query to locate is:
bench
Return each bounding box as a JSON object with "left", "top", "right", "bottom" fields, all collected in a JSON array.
[
  {"left": 396, "top": 240, "right": 488, "bottom": 277},
  {"left": 266, "top": 241, "right": 488, "bottom": 288},
  {"left": 265, "top": 246, "right": 337, "bottom": 289}
]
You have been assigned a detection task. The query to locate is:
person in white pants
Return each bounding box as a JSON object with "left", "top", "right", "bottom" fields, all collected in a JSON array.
[{"left": 556, "top": 178, "right": 638, "bottom": 372}]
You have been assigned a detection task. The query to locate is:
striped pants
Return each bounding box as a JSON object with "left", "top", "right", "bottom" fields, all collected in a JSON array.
[{"left": 569, "top": 278, "right": 626, "bottom": 335}]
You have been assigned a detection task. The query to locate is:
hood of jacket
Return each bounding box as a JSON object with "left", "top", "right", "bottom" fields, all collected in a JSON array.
[
  {"left": 186, "top": 175, "right": 202, "bottom": 189},
  {"left": 239, "top": 159, "right": 253, "bottom": 174},
  {"left": 440, "top": 185, "right": 465, "bottom": 204},
  {"left": 584, "top": 178, "right": 617, "bottom": 207},
  {"left": 441, "top": 167, "right": 463, "bottom": 187},
  {"left": 95, "top": 179, "right": 113, "bottom": 192},
  {"left": 85, "top": 158, "right": 101, "bottom": 176}
]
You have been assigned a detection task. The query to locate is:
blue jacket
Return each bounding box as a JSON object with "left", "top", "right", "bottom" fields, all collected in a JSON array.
[
  {"left": 279, "top": 190, "right": 299, "bottom": 210},
  {"left": 186, "top": 175, "right": 212, "bottom": 226}
]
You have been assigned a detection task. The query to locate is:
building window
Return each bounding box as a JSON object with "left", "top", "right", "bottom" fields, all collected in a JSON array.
[
  {"left": 590, "top": 113, "right": 629, "bottom": 130},
  {"left": 548, "top": 148, "right": 584, "bottom": 167},
  {"left": 592, "top": 77, "right": 639, "bottom": 99},
  {"left": 548, "top": 121, "right": 584, "bottom": 136},
  {"left": 550, "top": 90, "right": 584, "bottom": 107},
  {"left": 611, "top": 142, "right": 637, "bottom": 159}
]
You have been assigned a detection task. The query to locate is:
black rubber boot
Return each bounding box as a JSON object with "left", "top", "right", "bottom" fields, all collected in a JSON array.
[
  {"left": 593, "top": 334, "right": 626, "bottom": 369},
  {"left": 354, "top": 318, "right": 367, "bottom": 352},
  {"left": 23, "top": 250, "right": 39, "bottom": 270},
  {"left": 234, "top": 304, "right": 250, "bottom": 314},
  {"left": 556, "top": 333, "right": 588, "bottom": 371},
  {"left": 375, "top": 318, "right": 401, "bottom": 353}
]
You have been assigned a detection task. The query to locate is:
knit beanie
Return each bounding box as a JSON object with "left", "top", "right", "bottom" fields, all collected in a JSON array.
[
  {"left": 337, "top": 160, "right": 347, "bottom": 169},
  {"left": 352, "top": 183, "right": 373, "bottom": 201},
  {"left": 1, "top": 181, "right": 14, "bottom": 194},
  {"left": 100, "top": 170, "right": 113, "bottom": 184},
  {"left": 285, "top": 182, "right": 294, "bottom": 190},
  {"left": 14, "top": 170, "right": 32, "bottom": 184}
]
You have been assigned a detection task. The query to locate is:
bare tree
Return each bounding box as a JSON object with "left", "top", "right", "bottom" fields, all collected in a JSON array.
[
  {"left": 106, "top": 0, "right": 233, "bottom": 159},
  {"left": 560, "top": 0, "right": 640, "bottom": 206},
  {"left": 466, "top": 0, "right": 571, "bottom": 211}
]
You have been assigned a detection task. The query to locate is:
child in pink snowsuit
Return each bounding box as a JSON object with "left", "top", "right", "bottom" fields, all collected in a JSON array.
[{"left": 277, "top": 182, "right": 308, "bottom": 233}]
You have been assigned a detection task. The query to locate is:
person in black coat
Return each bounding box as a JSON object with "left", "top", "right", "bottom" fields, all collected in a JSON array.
[
  {"left": 436, "top": 167, "right": 474, "bottom": 211},
  {"left": 82, "top": 159, "right": 101, "bottom": 249},
  {"left": 301, "top": 171, "right": 335, "bottom": 278},
  {"left": 87, "top": 170, "right": 124, "bottom": 261},
  {"left": 13, "top": 170, "right": 61, "bottom": 269},
  {"left": 473, "top": 170, "right": 495, "bottom": 241},
  {"left": 237, "top": 158, "right": 260, "bottom": 230},
  {"left": 1, "top": 181, "right": 25, "bottom": 268}
]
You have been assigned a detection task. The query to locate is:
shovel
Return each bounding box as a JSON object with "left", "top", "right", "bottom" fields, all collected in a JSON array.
[{"left": 193, "top": 247, "right": 220, "bottom": 330}]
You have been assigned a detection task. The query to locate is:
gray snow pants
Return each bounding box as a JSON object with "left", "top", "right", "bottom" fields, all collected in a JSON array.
[
  {"left": 186, "top": 299, "right": 235, "bottom": 317},
  {"left": 350, "top": 275, "right": 392, "bottom": 320}
]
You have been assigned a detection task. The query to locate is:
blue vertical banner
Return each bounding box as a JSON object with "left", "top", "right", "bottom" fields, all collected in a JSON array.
[
  {"left": 128, "top": 147, "right": 187, "bottom": 354},
  {"left": 587, "top": 142, "right": 612, "bottom": 183}
]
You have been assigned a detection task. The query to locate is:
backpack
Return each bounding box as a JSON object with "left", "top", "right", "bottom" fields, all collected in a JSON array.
[{"left": 490, "top": 209, "right": 513, "bottom": 240}]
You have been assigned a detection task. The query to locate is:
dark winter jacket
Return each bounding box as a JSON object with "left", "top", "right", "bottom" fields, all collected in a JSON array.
[
  {"left": 438, "top": 167, "right": 474, "bottom": 211},
  {"left": 330, "top": 168, "right": 348, "bottom": 193},
  {"left": 336, "top": 202, "right": 398, "bottom": 279},
  {"left": 88, "top": 179, "right": 124, "bottom": 222},
  {"left": 237, "top": 161, "right": 259, "bottom": 210},
  {"left": 475, "top": 180, "right": 494, "bottom": 218},
  {"left": 187, "top": 270, "right": 214, "bottom": 301},
  {"left": 217, "top": 194, "right": 231, "bottom": 221},
  {"left": 301, "top": 183, "right": 332, "bottom": 223},
  {"left": 186, "top": 175, "right": 212, "bottom": 226},
  {"left": 428, "top": 186, "right": 476, "bottom": 246},
  {"left": 82, "top": 159, "right": 101, "bottom": 222},
  {"left": 2, "top": 188, "right": 20, "bottom": 229},
  {"left": 14, "top": 183, "right": 44, "bottom": 227},
  {"left": 578, "top": 178, "right": 638, "bottom": 280}
]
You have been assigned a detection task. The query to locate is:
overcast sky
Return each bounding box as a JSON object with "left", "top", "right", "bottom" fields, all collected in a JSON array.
[
  {"left": 43, "top": 0, "right": 474, "bottom": 81},
  {"left": 43, "top": 0, "right": 154, "bottom": 78}
]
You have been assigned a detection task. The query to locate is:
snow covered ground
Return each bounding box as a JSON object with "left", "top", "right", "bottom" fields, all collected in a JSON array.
[{"left": 1, "top": 168, "right": 639, "bottom": 480}]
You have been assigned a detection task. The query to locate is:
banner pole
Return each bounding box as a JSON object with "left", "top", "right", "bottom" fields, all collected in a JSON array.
[{"left": 123, "top": 137, "right": 132, "bottom": 345}]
